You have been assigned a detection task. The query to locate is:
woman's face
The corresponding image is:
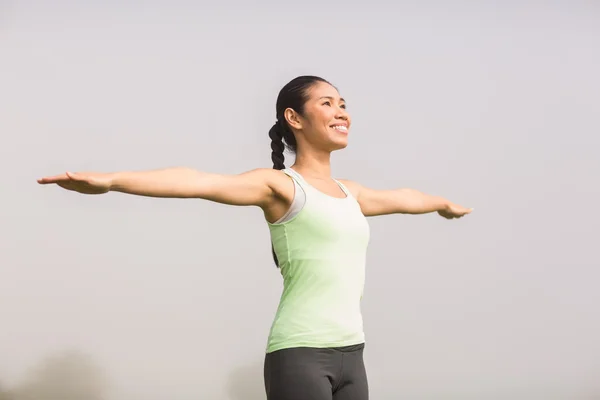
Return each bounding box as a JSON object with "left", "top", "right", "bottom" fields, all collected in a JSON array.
[{"left": 285, "top": 81, "right": 351, "bottom": 152}]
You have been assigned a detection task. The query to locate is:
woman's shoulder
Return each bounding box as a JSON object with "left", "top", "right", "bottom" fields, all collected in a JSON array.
[{"left": 247, "top": 167, "right": 295, "bottom": 200}]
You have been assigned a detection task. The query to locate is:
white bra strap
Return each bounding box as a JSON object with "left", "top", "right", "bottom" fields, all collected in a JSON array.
[{"left": 333, "top": 179, "right": 351, "bottom": 196}]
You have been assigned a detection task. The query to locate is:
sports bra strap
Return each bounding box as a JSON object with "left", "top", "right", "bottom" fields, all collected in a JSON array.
[
  {"left": 283, "top": 168, "right": 302, "bottom": 181},
  {"left": 333, "top": 179, "right": 351, "bottom": 196}
]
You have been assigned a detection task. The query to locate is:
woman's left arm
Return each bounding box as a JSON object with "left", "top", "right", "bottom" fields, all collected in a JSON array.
[{"left": 339, "top": 180, "right": 473, "bottom": 219}]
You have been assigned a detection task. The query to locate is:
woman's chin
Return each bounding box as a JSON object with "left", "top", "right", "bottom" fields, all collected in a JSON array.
[{"left": 330, "top": 139, "right": 349, "bottom": 151}]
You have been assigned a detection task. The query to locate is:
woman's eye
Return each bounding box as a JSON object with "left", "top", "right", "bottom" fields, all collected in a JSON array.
[{"left": 323, "top": 101, "right": 331, "bottom": 106}]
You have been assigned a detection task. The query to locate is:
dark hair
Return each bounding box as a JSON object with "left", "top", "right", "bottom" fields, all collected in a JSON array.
[
  {"left": 269, "top": 75, "right": 330, "bottom": 170},
  {"left": 269, "top": 75, "right": 330, "bottom": 267}
]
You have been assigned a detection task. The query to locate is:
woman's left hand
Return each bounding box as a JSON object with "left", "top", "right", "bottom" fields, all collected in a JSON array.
[{"left": 438, "top": 203, "right": 473, "bottom": 219}]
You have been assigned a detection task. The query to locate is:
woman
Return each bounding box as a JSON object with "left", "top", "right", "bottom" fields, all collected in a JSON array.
[{"left": 38, "top": 75, "right": 472, "bottom": 400}]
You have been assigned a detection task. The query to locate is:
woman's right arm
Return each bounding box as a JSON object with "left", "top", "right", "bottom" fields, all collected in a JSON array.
[{"left": 37, "top": 167, "right": 283, "bottom": 208}]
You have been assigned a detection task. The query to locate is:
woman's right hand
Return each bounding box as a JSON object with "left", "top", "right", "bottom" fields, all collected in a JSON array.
[{"left": 37, "top": 172, "right": 114, "bottom": 195}]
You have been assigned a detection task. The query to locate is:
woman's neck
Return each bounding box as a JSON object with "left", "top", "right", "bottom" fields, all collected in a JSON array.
[{"left": 292, "top": 150, "right": 332, "bottom": 179}]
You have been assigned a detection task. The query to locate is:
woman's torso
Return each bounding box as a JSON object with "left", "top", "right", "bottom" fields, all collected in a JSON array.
[{"left": 266, "top": 168, "right": 371, "bottom": 353}]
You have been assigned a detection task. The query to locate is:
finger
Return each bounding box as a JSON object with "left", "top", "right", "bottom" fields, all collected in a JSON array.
[
  {"left": 453, "top": 208, "right": 470, "bottom": 217},
  {"left": 37, "top": 173, "right": 69, "bottom": 184}
]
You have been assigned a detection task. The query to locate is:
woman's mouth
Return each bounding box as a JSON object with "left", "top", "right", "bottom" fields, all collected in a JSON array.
[{"left": 331, "top": 124, "right": 348, "bottom": 134}]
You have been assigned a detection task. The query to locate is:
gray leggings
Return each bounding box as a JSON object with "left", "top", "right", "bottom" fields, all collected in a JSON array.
[{"left": 264, "top": 343, "right": 368, "bottom": 400}]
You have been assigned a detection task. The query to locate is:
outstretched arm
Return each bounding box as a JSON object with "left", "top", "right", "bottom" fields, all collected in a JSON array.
[
  {"left": 37, "top": 167, "right": 280, "bottom": 208},
  {"left": 339, "top": 180, "right": 472, "bottom": 219}
]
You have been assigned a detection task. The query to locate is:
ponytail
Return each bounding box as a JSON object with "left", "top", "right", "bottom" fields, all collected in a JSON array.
[{"left": 269, "top": 121, "right": 286, "bottom": 170}]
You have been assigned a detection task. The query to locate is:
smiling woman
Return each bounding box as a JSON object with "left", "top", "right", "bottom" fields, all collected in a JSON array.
[
  {"left": 37, "top": 75, "right": 472, "bottom": 400},
  {"left": 268, "top": 77, "right": 351, "bottom": 161}
]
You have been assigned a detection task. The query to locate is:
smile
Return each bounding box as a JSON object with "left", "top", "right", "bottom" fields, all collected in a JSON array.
[{"left": 331, "top": 125, "right": 348, "bottom": 132}]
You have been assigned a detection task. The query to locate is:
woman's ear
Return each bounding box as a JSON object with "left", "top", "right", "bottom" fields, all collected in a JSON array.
[{"left": 284, "top": 108, "right": 303, "bottom": 131}]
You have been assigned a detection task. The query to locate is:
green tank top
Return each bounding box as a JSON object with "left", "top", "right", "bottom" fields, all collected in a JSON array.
[{"left": 266, "top": 168, "right": 371, "bottom": 353}]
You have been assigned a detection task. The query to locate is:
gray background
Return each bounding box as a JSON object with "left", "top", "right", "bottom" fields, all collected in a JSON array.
[{"left": 1, "top": 1, "right": 599, "bottom": 399}]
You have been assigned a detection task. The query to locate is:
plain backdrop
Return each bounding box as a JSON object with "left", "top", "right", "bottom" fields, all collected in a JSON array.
[{"left": 1, "top": 1, "right": 599, "bottom": 399}]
